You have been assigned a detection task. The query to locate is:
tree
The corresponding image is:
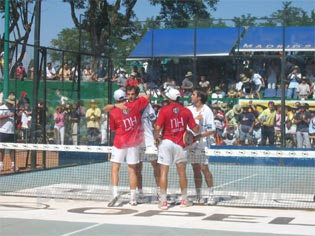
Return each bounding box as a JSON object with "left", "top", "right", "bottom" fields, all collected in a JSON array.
[
  {"left": 149, "top": 0, "right": 219, "bottom": 28},
  {"left": 269, "top": 1, "right": 315, "bottom": 26},
  {"left": 62, "top": 0, "right": 138, "bottom": 71},
  {"left": 0, "top": 0, "right": 36, "bottom": 76}
]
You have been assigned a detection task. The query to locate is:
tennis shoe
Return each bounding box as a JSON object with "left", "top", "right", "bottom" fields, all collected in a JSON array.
[
  {"left": 137, "top": 193, "right": 146, "bottom": 203},
  {"left": 193, "top": 196, "right": 205, "bottom": 204},
  {"left": 158, "top": 201, "right": 168, "bottom": 210},
  {"left": 107, "top": 194, "right": 119, "bottom": 207},
  {"left": 207, "top": 195, "right": 218, "bottom": 205},
  {"left": 129, "top": 199, "right": 137, "bottom": 206},
  {"left": 179, "top": 199, "right": 192, "bottom": 207}
]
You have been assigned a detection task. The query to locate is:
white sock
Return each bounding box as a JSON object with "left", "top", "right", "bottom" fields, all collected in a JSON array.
[
  {"left": 11, "top": 161, "right": 15, "bottom": 167},
  {"left": 0, "top": 161, "right": 3, "bottom": 170},
  {"left": 138, "top": 189, "right": 143, "bottom": 195},
  {"left": 196, "top": 188, "right": 202, "bottom": 197},
  {"left": 208, "top": 187, "right": 214, "bottom": 195},
  {"left": 130, "top": 189, "right": 136, "bottom": 201},
  {"left": 112, "top": 186, "right": 118, "bottom": 197}
]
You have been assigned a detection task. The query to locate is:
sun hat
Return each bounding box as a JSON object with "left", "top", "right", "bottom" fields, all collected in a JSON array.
[
  {"left": 89, "top": 99, "right": 98, "bottom": 104},
  {"left": 219, "top": 103, "right": 229, "bottom": 111},
  {"left": 6, "top": 95, "right": 16, "bottom": 105},
  {"left": 185, "top": 71, "right": 193, "bottom": 77},
  {"left": 214, "top": 86, "right": 221, "bottom": 91},
  {"left": 113, "top": 89, "right": 126, "bottom": 102},
  {"left": 233, "top": 104, "right": 243, "bottom": 115}
]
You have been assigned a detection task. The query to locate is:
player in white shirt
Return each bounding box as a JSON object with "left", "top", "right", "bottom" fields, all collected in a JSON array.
[
  {"left": 187, "top": 89, "right": 217, "bottom": 204},
  {"left": 136, "top": 102, "right": 160, "bottom": 202}
]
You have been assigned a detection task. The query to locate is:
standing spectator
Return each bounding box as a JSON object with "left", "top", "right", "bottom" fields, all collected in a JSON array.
[
  {"left": 181, "top": 71, "right": 194, "bottom": 104},
  {"left": 274, "top": 105, "right": 282, "bottom": 144},
  {"left": 249, "top": 68, "right": 264, "bottom": 99},
  {"left": 266, "top": 60, "right": 279, "bottom": 89},
  {"left": 225, "top": 104, "right": 243, "bottom": 127},
  {"left": 69, "top": 102, "right": 80, "bottom": 145},
  {"left": 15, "top": 62, "right": 27, "bottom": 81},
  {"left": 109, "top": 87, "right": 150, "bottom": 206},
  {"left": 286, "top": 66, "right": 301, "bottom": 99},
  {"left": 240, "top": 74, "right": 253, "bottom": 98},
  {"left": 46, "top": 62, "right": 57, "bottom": 80},
  {"left": 258, "top": 101, "right": 276, "bottom": 146},
  {"left": 238, "top": 104, "right": 256, "bottom": 146},
  {"left": 140, "top": 66, "right": 151, "bottom": 90},
  {"left": 0, "top": 95, "right": 18, "bottom": 171},
  {"left": 297, "top": 76, "right": 311, "bottom": 100},
  {"left": 154, "top": 88, "right": 199, "bottom": 210},
  {"left": 58, "top": 63, "right": 71, "bottom": 81},
  {"left": 85, "top": 99, "right": 101, "bottom": 145},
  {"left": 53, "top": 106, "right": 65, "bottom": 145},
  {"left": 285, "top": 120, "right": 296, "bottom": 148},
  {"left": 187, "top": 89, "right": 216, "bottom": 204},
  {"left": 18, "top": 91, "right": 30, "bottom": 106},
  {"left": 21, "top": 103, "right": 32, "bottom": 143},
  {"left": 295, "top": 103, "right": 311, "bottom": 148}
]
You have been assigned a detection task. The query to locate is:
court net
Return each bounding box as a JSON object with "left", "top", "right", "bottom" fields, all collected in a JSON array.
[{"left": 0, "top": 143, "right": 315, "bottom": 210}]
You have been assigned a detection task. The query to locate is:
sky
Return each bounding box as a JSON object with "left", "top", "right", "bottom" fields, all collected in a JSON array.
[{"left": 8, "top": 0, "right": 315, "bottom": 47}]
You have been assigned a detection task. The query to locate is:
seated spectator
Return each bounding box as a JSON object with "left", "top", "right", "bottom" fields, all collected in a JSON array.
[
  {"left": 58, "top": 63, "right": 71, "bottom": 81},
  {"left": 211, "top": 86, "right": 224, "bottom": 104},
  {"left": 198, "top": 75, "right": 210, "bottom": 92},
  {"left": 221, "top": 124, "right": 239, "bottom": 146},
  {"left": 82, "top": 65, "right": 97, "bottom": 82},
  {"left": 46, "top": 62, "right": 57, "bottom": 80},
  {"left": 96, "top": 63, "right": 107, "bottom": 81},
  {"left": 125, "top": 72, "right": 139, "bottom": 87}
]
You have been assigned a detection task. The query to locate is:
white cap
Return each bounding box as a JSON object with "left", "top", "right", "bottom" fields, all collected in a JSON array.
[
  {"left": 165, "top": 88, "right": 181, "bottom": 101},
  {"left": 113, "top": 89, "right": 126, "bottom": 101}
]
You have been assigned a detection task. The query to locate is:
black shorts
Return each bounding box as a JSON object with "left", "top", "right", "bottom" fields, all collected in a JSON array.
[{"left": 0, "top": 132, "right": 14, "bottom": 143}]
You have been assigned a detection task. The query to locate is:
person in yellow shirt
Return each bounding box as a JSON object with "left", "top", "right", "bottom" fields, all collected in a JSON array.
[
  {"left": 258, "top": 101, "right": 276, "bottom": 146},
  {"left": 85, "top": 99, "right": 101, "bottom": 145}
]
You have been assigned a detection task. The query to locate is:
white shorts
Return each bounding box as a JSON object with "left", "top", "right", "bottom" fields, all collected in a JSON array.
[
  {"left": 110, "top": 146, "right": 140, "bottom": 165},
  {"left": 187, "top": 145, "right": 209, "bottom": 165},
  {"left": 157, "top": 139, "right": 187, "bottom": 166},
  {"left": 139, "top": 146, "right": 158, "bottom": 162}
]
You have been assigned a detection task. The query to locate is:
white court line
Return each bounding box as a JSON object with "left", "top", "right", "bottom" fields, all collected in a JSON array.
[
  {"left": 214, "top": 174, "right": 259, "bottom": 189},
  {"left": 60, "top": 222, "right": 105, "bottom": 236}
]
